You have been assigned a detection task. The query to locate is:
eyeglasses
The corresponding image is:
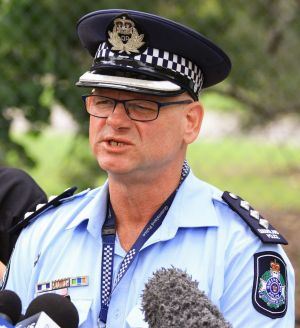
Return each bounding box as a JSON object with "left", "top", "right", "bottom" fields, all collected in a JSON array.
[{"left": 82, "top": 95, "right": 193, "bottom": 122}]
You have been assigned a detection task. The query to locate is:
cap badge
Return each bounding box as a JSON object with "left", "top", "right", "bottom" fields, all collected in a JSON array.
[{"left": 107, "top": 14, "right": 145, "bottom": 55}]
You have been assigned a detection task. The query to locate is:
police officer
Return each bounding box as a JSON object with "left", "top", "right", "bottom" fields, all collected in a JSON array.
[{"left": 4, "top": 9, "right": 295, "bottom": 327}]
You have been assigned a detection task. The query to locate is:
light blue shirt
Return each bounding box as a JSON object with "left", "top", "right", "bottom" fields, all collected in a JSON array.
[{"left": 5, "top": 172, "right": 295, "bottom": 327}]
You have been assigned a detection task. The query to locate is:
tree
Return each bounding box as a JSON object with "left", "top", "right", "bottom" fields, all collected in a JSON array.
[
  {"left": 158, "top": 0, "right": 300, "bottom": 125},
  {"left": 1, "top": 0, "right": 299, "bottom": 169}
]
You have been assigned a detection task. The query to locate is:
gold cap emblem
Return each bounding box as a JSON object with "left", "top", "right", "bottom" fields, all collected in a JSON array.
[{"left": 107, "top": 14, "right": 145, "bottom": 55}]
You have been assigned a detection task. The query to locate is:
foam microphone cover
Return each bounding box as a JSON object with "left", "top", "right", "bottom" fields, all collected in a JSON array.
[
  {"left": 0, "top": 290, "right": 22, "bottom": 324},
  {"left": 142, "top": 267, "right": 232, "bottom": 328},
  {"left": 24, "top": 293, "right": 79, "bottom": 328}
]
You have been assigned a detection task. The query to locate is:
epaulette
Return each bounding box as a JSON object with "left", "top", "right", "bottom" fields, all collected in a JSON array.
[
  {"left": 9, "top": 186, "right": 77, "bottom": 234},
  {"left": 222, "top": 191, "right": 288, "bottom": 245}
]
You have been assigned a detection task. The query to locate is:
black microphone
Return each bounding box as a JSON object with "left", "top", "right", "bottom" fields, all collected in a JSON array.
[
  {"left": 142, "top": 267, "right": 232, "bottom": 328},
  {"left": 16, "top": 293, "right": 79, "bottom": 328},
  {"left": 0, "top": 290, "right": 22, "bottom": 326}
]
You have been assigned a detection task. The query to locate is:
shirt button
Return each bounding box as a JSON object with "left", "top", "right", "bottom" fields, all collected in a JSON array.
[{"left": 114, "top": 308, "right": 120, "bottom": 319}]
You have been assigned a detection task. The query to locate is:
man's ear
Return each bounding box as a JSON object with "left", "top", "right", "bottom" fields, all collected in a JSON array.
[{"left": 183, "top": 101, "right": 204, "bottom": 144}]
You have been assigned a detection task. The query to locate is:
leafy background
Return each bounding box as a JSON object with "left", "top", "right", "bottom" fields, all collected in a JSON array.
[{"left": 1, "top": 0, "right": 299, "bottom": 324}]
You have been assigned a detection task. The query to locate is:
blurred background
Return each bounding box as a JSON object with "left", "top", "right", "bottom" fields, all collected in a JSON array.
[{"left": 1, "top": 0, "right": 299, "bottom": 324}]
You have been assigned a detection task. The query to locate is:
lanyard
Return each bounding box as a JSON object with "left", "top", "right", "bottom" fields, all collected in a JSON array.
[{"left": 99, "top": 161, "right": 190, "bottom": 323}]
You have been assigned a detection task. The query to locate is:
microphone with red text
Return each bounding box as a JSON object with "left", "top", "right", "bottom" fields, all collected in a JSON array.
[
  {"left": 142, "top": 267, "right": 232, "bottom": 328},
  {"left": 16, "top": 293, "right": 79, "bottom": 328},
  {"left": 0, "top": 290, "right": 22, "bottom": 327}
]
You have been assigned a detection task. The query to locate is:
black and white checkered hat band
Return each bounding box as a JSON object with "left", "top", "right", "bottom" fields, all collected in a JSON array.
[{"left": 94, "top": 42, "right": 204, "bottom": 95}]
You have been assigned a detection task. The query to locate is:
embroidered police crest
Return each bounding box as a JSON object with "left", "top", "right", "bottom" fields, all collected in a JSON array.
[
  {"left": 253, "top": 252, "right": 287, "bottom": 318},
  {"left": 107, "top": 14, "right": 146, "bottom": 55}
]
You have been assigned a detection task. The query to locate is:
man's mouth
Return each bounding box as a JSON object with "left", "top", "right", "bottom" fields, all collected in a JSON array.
[{"left": 109, "top": 140, "right": 125, "bottom": 147}]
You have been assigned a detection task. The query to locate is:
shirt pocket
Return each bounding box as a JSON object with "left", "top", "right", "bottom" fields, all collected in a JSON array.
[
  {"left": 126, "top": 304, "right": 149, "bottom": 328},
  {"left": 71, "top": 298, "right": 93, "bottom": 326}
]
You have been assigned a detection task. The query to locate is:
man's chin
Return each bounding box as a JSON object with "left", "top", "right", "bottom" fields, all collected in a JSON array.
[{"left": 98, "top": 159, "right": 134, "bottom": 176}]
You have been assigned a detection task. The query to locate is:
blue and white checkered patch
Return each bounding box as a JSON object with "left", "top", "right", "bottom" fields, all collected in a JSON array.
[
  {"left": 101, "top": 245, "right": 114, "bottom": 305},
  {"left": 114, "top": 248, "right": 136, "bottom": 286},
  {"left": 94, "top": 42, "right": 203, "bottom": 95}
]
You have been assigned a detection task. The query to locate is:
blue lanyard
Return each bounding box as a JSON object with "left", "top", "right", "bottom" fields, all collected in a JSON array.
[{"left": 99, "top": 161, "right": 190, "bottom": 323}]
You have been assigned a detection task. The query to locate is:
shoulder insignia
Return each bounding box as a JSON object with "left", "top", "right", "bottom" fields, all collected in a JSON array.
[
  {"left": 252, "top": 251, "right": 288, "bottom": 318},
  {"left": 222, "top": 191, "right": 288, "bottom": 245},
  {"left": 9, "top": 186, "right": 77, "bottom": 234}
]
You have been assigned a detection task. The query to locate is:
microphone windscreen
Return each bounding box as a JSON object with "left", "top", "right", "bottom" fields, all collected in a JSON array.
[
  {"left": 142, "top": 267, "right": 232, "bottom": 328},
  {"left": 0, "top": 290, "right": 22, "bottom": 324},
  {"left": 24, "top": 293, "right": 79, "bottom": 328}
]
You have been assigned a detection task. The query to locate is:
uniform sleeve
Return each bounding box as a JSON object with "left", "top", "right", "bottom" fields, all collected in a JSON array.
[
  {"left": 220, "top": 227, "right": 295, "bottom": 327},
  {"left": 3, "top": 226, "right": 39, "bottom": 312}
]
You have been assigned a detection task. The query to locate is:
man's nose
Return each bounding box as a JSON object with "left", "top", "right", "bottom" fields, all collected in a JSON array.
[{"left": 106, "top": 101, "right": 131, "bottom": 128}]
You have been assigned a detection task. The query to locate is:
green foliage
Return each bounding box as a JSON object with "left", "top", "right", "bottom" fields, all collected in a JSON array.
[
  {"left": 187, "top": 138, "right": 300, "bottom": 212},
  {"left": 11, "top": 131, "right": 106, "bottom": 193},
  {"left": 1, "top": 0, "right": 300, "bottom": 168}
]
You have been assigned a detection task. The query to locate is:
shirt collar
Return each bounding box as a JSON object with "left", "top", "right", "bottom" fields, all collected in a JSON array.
[
  {"left": 170, "top": 171, "right": 221, "bottom": 228},
  {"left": 65, "top": 181, "right": 109, "bottom": 239},
  {"left": 142, "top": 171, "right": 221, "bottom": 248},
  {"left": 65, "top": 171, "right": 221, "bottom": 245}
]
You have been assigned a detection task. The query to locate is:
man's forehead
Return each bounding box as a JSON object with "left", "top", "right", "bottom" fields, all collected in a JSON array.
[{"left": 91, "top": 88, "right": 193, "bottom": 101}]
